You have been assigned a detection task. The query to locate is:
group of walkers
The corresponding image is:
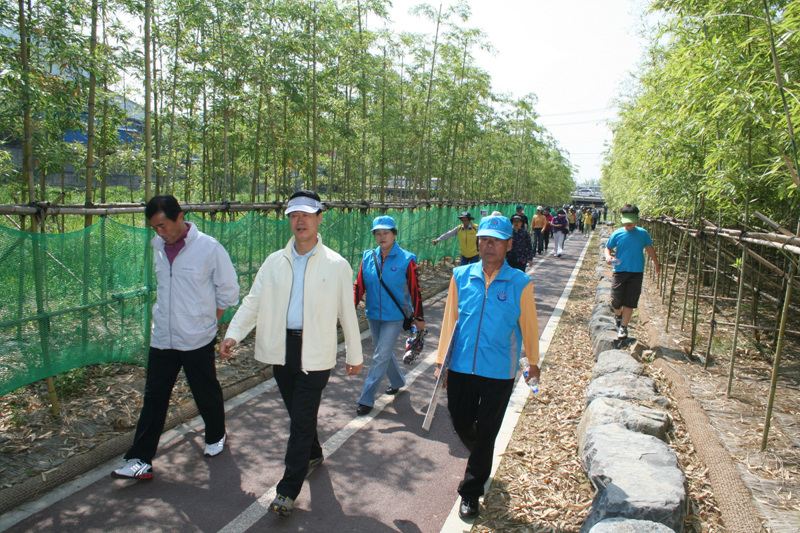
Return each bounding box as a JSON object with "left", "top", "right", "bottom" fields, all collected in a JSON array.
[
  {"left": 436, "top": 203, "right": 608, "bottom": 267},
  {"left": 109, "top": 192, "right": 654, "bottom": 524}
]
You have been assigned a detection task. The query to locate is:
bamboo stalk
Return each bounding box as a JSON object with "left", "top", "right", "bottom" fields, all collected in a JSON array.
[
  {"left": 761, "top": 225, "right": 799, "bottom": 450},
  {"left": 704, "top": 212, "right": 723, "bottom": 369},
  {"left": 680, "top": 236, "right": 694, "bottom": 332},
  {"left": 727, "top": 199, "right": 750, "bottom": 397},
  {"left": 665, "top": 231, "right": 686, "bottom": 332},
  {"left": 690, "top": 231, "right": 703, "bottom": 354}
]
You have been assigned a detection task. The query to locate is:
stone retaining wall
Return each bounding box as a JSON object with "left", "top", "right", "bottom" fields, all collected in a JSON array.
[{"left": 578, "top": 233, "right": 687, "bottom": 533}]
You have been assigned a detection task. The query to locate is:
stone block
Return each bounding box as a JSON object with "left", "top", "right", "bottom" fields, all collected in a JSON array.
[
  {"left": 595, "top": 286, "right": 613, "bottom": 304},
  {"left": 592, "top": 331, "right": 622, "bottom": 360},
  {"left": 591, "top": 302, "right": 615, "bottom": 321},
  {"left": 593, "top": 349, "right": 643, "bottom": 378},
  {"left": 589, "top": 317, "right": 618, "bottom": 344},
  {"left": 580, "top": 424, "right": 686, "bottom": 532},
  {"left": 586, "top": 517, "right": 676, "bottom": 533},
  {"left": 576, "top": 397, "right": 672, "bottom": 452},
  {"left": 585, "top": 372, "right": 669, "bottom": 408}
]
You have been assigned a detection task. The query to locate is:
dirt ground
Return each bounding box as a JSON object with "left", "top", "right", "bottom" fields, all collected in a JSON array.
[
  {"left": 1, "top": 240, "right": 798, "bottom": 532},
  {"left": 475, "top": 233, "right": 799, "bottom": 532},
  {"left": 474, "top": 236, "right": 726, "bottom": 533},
  {"left": 636, "top": 274, "right": 800, "bottom": 532}
]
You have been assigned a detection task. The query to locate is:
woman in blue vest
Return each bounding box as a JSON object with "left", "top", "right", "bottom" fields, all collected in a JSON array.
[{"left": 353, "top": 216, "right": 425, "bottom": 415}]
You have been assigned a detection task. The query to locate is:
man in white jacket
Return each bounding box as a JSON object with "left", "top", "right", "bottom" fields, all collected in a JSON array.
[
  {"left": 112, "top": 195, "right": 240, "bottom": 481},
  {"left": 219, "top": 190, "right": 363, "bottom": 517}
]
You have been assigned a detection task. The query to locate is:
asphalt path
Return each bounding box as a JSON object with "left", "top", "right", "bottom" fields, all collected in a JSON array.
[{"left": 1, "top": 232, "right": 594, "bottom": 533}]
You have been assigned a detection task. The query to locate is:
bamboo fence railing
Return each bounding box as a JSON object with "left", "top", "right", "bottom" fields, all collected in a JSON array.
[{"left": 643, "top": 211, "right": 799, "bottom": 451}]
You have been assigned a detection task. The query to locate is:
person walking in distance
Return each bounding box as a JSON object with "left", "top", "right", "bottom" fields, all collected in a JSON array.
[
  {"left": 432, "top": 211, "right": 479, "bottom": 265},
  {"left": 604, "top": 204, "right": 661, "bottom": 339},
  {"left": 507, "top": 213, "right": 533, "bottom": 271},
  {"left": 434, "top": 215, "right": 540, "bottom": 520},
  {"left": 568, "top": 207, "right": 577, "bottom": 234},
  {"left": 583, "top": 208, "right": 593, "bottom": 237},
  {"left": 353, "top": 216, "right": 425, "bottom": 415},
  {"left": 530, "top": 206, "right": 546, "bottom": 257},
  {"left": 219, "top": 190, "right": 363, "bottom": 517},
  {"left": 112, "top": 194, "right": 240, "bottom": 481},
  {"left": 542, "top": 207, "right": 553, "bottom": 252},
  {"left": 550, "top": 209, "right": 569, "bottom": 257},
  {"left": 514, "top": 204, "right": 529, "bottom": 231}
]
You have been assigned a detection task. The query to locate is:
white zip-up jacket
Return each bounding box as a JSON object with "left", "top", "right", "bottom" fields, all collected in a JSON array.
[
  {"left": 224, "top": 236, "right": 363, "bottom": 371},
  {"left": 151, "top": 223, "right": 240, "bottom": 351}
]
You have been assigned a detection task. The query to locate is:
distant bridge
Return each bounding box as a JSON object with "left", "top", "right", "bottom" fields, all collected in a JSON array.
[{"left": 571, "top": 194, "right": 606, "bottom": 207}]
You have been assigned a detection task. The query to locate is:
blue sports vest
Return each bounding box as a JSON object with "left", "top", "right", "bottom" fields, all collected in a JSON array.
[
  {"left": 361, "top": 242, "right": 416, "bottom": 321},
  {"left": 450, "top": 261, "right": 532, "bottom": 380}
]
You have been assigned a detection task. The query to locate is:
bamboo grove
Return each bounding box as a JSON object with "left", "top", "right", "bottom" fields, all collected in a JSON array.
[
  {"left": 602, "top": 0, "right": 800, "bottom": 227},
  {"left": 0, "top": 0, "right": 575, "bottom": 210}
]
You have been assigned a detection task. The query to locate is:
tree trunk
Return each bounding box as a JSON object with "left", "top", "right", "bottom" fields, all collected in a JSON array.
[
  {"left": 143, "top": 0, "right": 153, "bottom": 200},
  {"left": 85, "top": 0, "right": 98, "bottom": 220}
]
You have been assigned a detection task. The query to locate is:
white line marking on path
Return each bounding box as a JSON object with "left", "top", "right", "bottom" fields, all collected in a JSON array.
[
  {"left": 217, "top": 292, "right": 450, "bottom": 533},
  {"left": 0, "top": 295, "right": 440, "bottom": 533}
]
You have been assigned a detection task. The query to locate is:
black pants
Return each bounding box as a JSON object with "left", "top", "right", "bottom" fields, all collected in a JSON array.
[
  {"left": 446, "top": 370, "right": 515, "bottom": 500},
  {"left": 125, "top": 339, "right": 225, "bottom": 464},
  {"left": 273, "top": 334, "right": 331, "bottom": 500},
  {"left": 532, "top": 228, "right": 543, "bottom": 255},
  {"left": 543, "top": 230, "right": 551, "bottom": 250}
]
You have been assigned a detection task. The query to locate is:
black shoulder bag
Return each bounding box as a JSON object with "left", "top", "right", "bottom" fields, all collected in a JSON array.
[{"left": 373, "top": 252, "right": 414, "bottom": 330}]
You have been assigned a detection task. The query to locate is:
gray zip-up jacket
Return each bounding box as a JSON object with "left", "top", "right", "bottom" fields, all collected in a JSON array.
[{"left": 150, "top": 223, "right": 240, "bottom": 350}]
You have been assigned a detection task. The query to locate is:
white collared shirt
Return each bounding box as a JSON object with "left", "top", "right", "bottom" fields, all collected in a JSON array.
[{"left": 286, "top": 242, "right": 316, "bottom": 329}]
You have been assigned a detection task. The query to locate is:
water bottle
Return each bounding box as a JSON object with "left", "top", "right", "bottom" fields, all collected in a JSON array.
[
  {"left": 410, "top": 325, "right": 417, "bottom": 334},
  {"left": 519, "top": 359, "right": 539, "bottom": 393},
  {"left": 610, "top": 257, "right": 621, "bottom": 266}
]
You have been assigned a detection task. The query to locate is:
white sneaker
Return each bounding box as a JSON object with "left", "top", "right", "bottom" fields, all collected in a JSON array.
[
  {"left": 111, "top": 458, "right": 154, "bottom": 480},
  {"left": 204, "top": 432, "right": 227, "bottom": 457}
]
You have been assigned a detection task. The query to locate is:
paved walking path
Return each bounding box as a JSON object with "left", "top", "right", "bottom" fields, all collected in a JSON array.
[{"left": 1, "top": 234, "right": 592, "bottom": 533}]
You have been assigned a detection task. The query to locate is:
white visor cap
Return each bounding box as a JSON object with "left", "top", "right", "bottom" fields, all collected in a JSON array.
[{"left": 285, "top": 196, "right": 323, "bottom": 215}]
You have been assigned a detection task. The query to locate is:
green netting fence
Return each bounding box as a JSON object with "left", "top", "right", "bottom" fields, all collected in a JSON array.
[{"left": 0, "top": 203, "right": 522, "bottom": 397}]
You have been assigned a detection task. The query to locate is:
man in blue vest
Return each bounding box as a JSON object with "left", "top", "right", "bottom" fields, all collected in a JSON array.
[{"left": 435, "top": 215, "right": 540, "bottom": 520}]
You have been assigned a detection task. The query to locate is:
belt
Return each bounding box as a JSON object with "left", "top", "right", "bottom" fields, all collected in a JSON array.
[{"left": 286, "top": 329, "right": 303, "bottom": 337}]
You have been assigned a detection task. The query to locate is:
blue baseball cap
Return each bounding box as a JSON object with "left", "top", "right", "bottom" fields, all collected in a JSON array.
[
  {"left": 476, "top": 215, "right": 513, "bottom": 240},
  {"left": 371, "top": 215, "right": 396, "bottom": 231}
]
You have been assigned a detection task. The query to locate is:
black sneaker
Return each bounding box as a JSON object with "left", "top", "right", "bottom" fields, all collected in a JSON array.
[
  {"left": 617, "top": 325, "right": 628, "bottom": 339},
  {"left": 385, "top": 387, "right": 400, "bottom": 395},
  {"left": 459, "top": 498, "right": 480, "bottom": 520},
  {"left": 308, "top": 455, "right": 324, "bottom": 471},
  {"left": 269, "top": 494, "right": 294, "bottom": 517},
  {"left": 356, "top": 404, "right": 372, "bottom": 416}
]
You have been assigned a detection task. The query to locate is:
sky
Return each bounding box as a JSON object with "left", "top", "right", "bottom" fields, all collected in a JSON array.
[{"left": 380, "top": 0, "right": 650, "bottom": 186}]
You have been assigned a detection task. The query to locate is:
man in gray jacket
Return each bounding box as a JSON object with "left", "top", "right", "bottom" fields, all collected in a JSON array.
[
  {"left": 111, "top": 195, "right": 240, "bottom": 481},
  {"left": 220, "top": 190, "right": 363, "bottom": 517}
]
